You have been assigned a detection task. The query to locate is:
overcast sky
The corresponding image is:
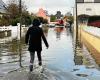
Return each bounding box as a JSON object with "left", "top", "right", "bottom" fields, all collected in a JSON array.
[{"left": 3, "top": 0, "right": 75, "bottom": 15}]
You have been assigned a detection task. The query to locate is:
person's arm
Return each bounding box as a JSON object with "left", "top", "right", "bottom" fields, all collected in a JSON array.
[
  {"left": 41, "top": 29, "right": 49, "bottom": 48},
  {"left": 25, "top": 28, "right": 30, "bottom": 44}
]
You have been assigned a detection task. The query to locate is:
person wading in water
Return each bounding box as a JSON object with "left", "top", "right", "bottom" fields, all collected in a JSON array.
[{"left": 25, "top": 18, "right": 49, "bottom": 72}]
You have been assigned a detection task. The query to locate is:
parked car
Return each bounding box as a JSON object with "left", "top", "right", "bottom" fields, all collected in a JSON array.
[{"left": 48, "top": 23, "right": 55, "bottom": 28}]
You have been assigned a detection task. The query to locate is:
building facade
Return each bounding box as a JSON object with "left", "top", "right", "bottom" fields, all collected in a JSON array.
[
  {"left": 37, "top": 8, "right": 50, "bottom": 23},
  {"left": 76, "top": 0, "right": 100, "bottom": 16}
]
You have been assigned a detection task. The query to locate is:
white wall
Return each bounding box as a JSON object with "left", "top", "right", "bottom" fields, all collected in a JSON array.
[
  {"left": 84, "top": 0, "right": 94, "bottom": 2},
  {"left": 77, "top": 3, "right": 100, "bottom": 16}
]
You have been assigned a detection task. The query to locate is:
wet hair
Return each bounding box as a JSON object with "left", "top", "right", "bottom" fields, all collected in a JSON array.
[{"left": 32, "top": 18, "right": 41, "bottom": 26}]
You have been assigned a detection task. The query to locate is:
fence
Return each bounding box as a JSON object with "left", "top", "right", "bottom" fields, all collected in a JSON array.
[
  {"left": 0, "top": 25, "right": 28, "bottom": 40},
  {"left": 0, "top": 26, "right": 12, "bottom": 31}
]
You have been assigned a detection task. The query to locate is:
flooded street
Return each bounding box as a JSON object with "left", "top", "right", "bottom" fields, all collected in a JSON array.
[{"left": 0, "top": 27, "right": 100, "bottom": 80}]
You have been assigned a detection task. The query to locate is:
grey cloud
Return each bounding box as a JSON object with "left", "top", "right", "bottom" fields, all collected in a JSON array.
[
  {"left": 24, "top": 0, "right": 75, "bottom": 8},
  {"left": 3, "top": 0, "right": 75, "bottom": 14}
]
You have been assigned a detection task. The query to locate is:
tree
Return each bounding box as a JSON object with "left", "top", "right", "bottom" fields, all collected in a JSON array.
[
  {"left": 68, "top": 16, "right": 74, "bottom": 23},
  {"left": 0, "top": 15, "right": 10, "bottom": 26},
  {"left": 21, "top": 11, "right": 32, "bottom": 25},
  {"left": 50, "top": 15, "right": 56, "bottom": 22},
  {"left": 6, "top": 0, "right": 31, "bottom": 26},
  {"left": 7, "top": 0, "right": 20, "bottom": 19},
  {"left": 56, "top": 11, "right": 63, "bottom": 19}
]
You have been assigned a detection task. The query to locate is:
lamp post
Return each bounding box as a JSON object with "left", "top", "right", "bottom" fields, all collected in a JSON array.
[
  {"left": 19, "top": 0, "right": 22, "bottom": 36},
  {"left": 19, "top": 0, "right": 22, "bottom": 67},
  {"left": 71, "top": 7, "right": 74, "bottom": 16}
]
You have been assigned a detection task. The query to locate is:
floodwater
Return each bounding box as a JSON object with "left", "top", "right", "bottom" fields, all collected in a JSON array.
[{"left": 0, "top": 26, "right": 100, "bottom": 80}]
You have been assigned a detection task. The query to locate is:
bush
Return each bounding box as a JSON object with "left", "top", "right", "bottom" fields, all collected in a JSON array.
[
  {"left": 0, "top": 17, "right": 9, "bottom": 26},
  {"left": 10, "top": 18, "right": 20, "bottom": 26}
]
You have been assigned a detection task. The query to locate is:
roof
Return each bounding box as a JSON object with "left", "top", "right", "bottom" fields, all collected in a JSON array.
[{"left": 0, "top": 0, "right": 7, "bottom": 14}]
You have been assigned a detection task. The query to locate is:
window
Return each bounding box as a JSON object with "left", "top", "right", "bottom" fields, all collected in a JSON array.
[
  {"left": 86, "top": 8, "right": 92, "bottom": 11},
  {"left": 94, "top": 0, "right": 100, "bottom": 2},
  {"left": 76, "top": 0, "right": 84, "bottom": 3},
  {"left": 84, "top": 0, "right": 94, "bottom": 2}
]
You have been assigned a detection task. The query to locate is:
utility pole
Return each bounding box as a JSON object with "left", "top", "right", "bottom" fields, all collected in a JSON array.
[
  {"left": 71, "top": 7, "right": 74, "bottom": 17},
  {"left": 19, "top": 0, "right": 22, "bottom": 67},
  {"left": 75, "top": 0, "right": 79, "bottom": 48}
]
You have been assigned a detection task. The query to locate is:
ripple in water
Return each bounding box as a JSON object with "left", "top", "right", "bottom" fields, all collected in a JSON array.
[{"left": 3, "top": 66, "right": 79, "bottom": 80}]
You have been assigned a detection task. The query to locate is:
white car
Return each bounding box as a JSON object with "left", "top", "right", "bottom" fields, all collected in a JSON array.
[{"left": 48, "top": 23, "right": 55, "bottom": 28}]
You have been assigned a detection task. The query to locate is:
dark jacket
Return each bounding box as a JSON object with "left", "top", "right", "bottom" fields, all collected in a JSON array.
[{"left": 25, "top": 26, "right": 49, "bottom": 52}]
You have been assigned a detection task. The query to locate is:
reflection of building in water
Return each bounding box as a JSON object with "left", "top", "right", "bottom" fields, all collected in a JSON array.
[
  {"left": 0, "top": 30, "right": 11, "bottom": 38},
  {"left": 54, "top": 27, "right": 64, "bottom": 40},
  {"left": 74, "top": 53, "right": 83, "bottom": 65},
  {"left": 0, "top": 37, "right": 12, "bottom": 43},
  {"left": 56, "top": 31, "right": 61, "bottom": 39},
  {"left": 74, "top": 45, "right": 99, "bottom": 67}
]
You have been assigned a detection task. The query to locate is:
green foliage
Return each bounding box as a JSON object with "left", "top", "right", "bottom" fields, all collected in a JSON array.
[
  {"left": 21, "top": 11, "right": 32, "bottom": 25},
  {"left": 22, "top": 16, "right": 32, "bottom": 25},
  {"left": 0, "top": 18, "right": 9, "bottom": 26},
  {"left": 10, "top": 18, "right": 20, "bottom": 26},
  {"left": 50, "top": 15, "right": 56, "bottom": 22},
  {"left": 67, "top": 16, "right": 74, "bottom": 23},
  {"left": 0, "top": 0, "right": 32, "bottom": 26},
  {"left": 0, "top": 15, "right": 10, "bottom": 26},
  {"left": 7, "top": 3, "right": 19, "bottom": 19}
]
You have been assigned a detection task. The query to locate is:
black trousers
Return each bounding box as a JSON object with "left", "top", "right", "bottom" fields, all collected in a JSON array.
[{"left": 30, "top": 51, "right": 42, "bottom": 64}]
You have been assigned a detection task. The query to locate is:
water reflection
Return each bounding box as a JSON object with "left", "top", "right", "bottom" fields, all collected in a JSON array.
[
  {"left": 0, "top": 30, "right": 11, "bottom": 38},
  {"left": 74, "top": 50, "right": 83, "bottom": 65},
  {"left": 66, "top": 26, "right": 100, "bottom": 79},
  {"left": 0, "top": 30, "right": 27, "bottom": 64},
  {"left": 54, "top": 27, "right": 64, "bottom": 40},
  {"left": 1, "top": 26, "right": 100, "bottom": 80},
  {"left": 0, "top": 26, "right": 49, "bottom": 71},
  {"left": 73, "top": 25, "right": 100, "bottom": 70}
]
